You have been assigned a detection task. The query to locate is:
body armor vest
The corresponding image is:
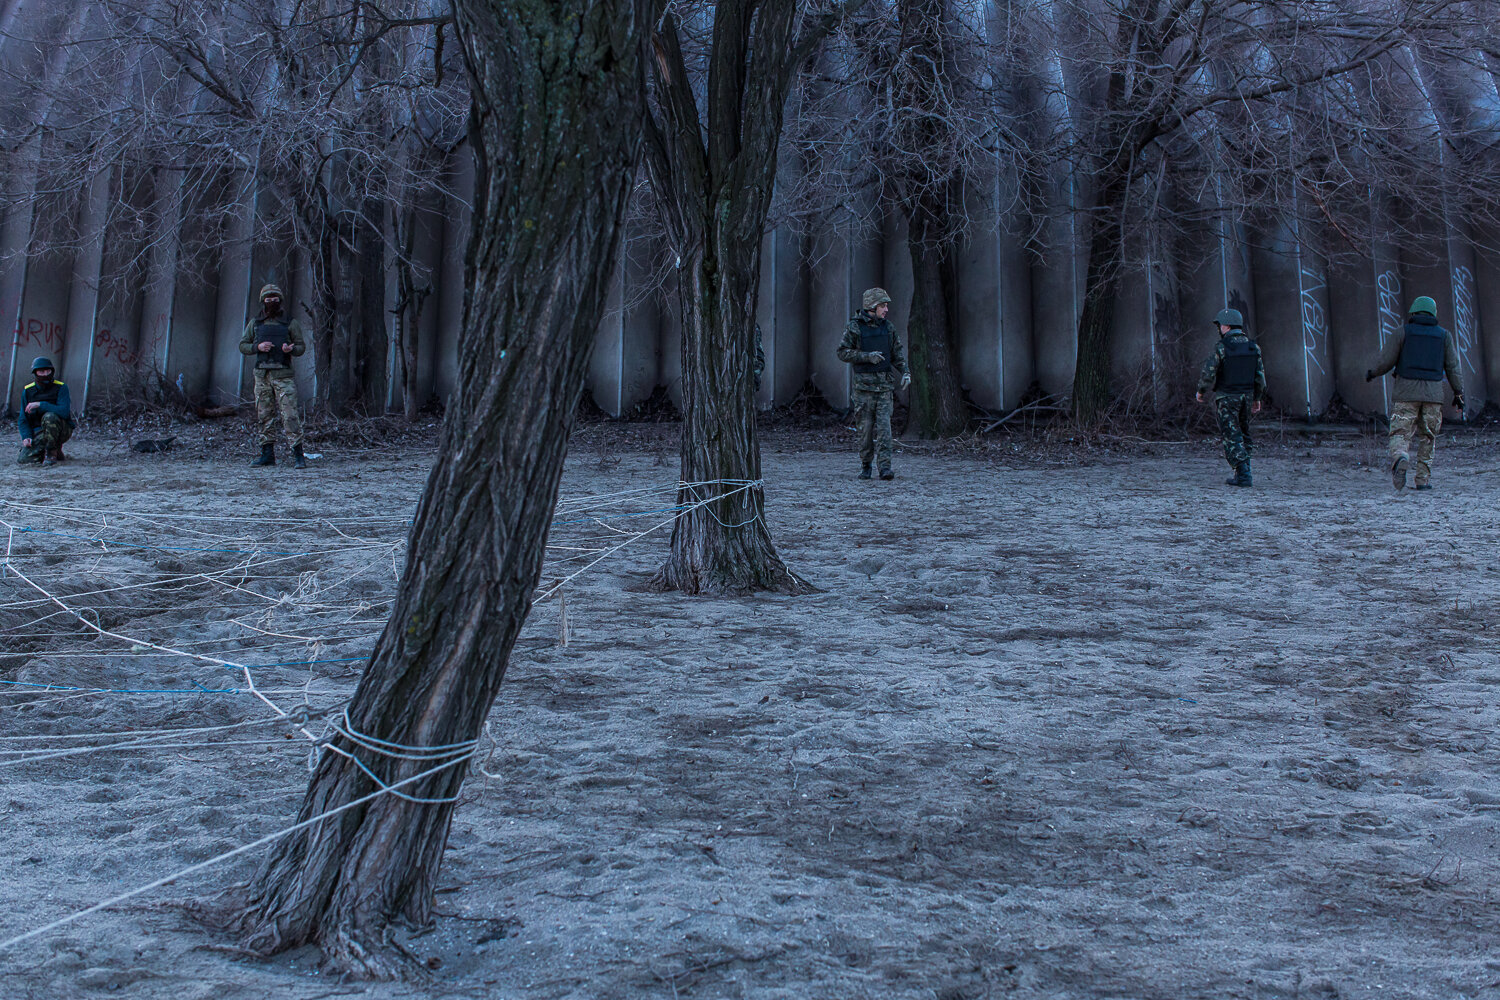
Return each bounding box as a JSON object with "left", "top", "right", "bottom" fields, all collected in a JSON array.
[
  {"left": 1214, "top": 336, "right": 1259, "bottom": 393},
  {"left": 255, "top": 317, "right": 292, "bottom": 367},
  {"left": 1395, "top": 322, "right": 1446, "bottom": 381},
  {"left": 23, "top": 380, "right": 62, "bottom": 409},
  {"left": 853, "top": 320, "right": 894, "bottom": 374}
]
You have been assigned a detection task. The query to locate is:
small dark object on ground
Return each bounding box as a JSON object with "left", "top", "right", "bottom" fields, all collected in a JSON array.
[{"left": 131, "top": 437, "right": 176, "bottom": 453}]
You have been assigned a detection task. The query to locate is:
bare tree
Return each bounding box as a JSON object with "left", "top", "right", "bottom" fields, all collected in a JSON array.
[
  {"left": 225, "top": 0, "right": 652, "bottom": 976},
  {"left": 1028, "top": 0, "right": 1500, "bottom": 423},
  {"left": 5, "top": 0, "right": 464, "bottom": 416},
  {"left": 642, "top": 0, "right": 862, "bottom": 595}
]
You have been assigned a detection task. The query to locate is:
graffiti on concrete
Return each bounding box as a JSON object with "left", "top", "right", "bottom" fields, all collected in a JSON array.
[
  {"left": 12, "top": 317, "right": 64, "bottom": 353},
  {"left": 1452, "top": 265, "right": 1479, "bottom": 375},
  {"left": 94, "top": 328, "right": 139, "bottom": 367},
  {"left": 1299, "top": 263, "right": 1328, "bottom": 375},
  {"left": 1376, "top": 269, "right": 1402, "bottom": 348}
]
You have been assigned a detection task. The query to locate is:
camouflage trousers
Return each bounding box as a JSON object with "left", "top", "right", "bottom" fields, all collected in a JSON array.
[
  {"left": 1388, "top": 401, "right": 1443, "bottom": 485},
  {"left": 852, "top": 388, "right": 894, "bottom": 469},
  {"left": 17, "top": 412, "right": 72, "bottom": 464},
  {"left": 1214, "top": 393, "right": 1254, "bottom": 467},
  {"left": 255, "top": 369, "right": 304, "bottom": 448}
]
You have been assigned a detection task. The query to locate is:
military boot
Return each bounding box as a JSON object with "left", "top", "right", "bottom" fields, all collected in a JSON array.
[
  {"left": 41, "top": 450, "right": 56, "bottom": 467},
  {"left": 879, "top": 465, "right": 895, "bottom": 481},
  {"left": 1391, "top": 454, "right": 1408, "bottom": 490},
  {"left": 1414, "top": 482, "right": 1433, "bottom": 491},
  {"left": 858, "top": 464, "right": 872, "bottom": 480},
  {"left": 251, "top": 443, "right": 275, "bottom": 467},
  {"left": 1238, "top": 460, "right": 1253, "bottom": 487},
  {"left": 1225, "top": 464, "right": 1242, "bottom": 486},
  {"left": 293, "top": 444, "right": 307, "bottom": 469}
]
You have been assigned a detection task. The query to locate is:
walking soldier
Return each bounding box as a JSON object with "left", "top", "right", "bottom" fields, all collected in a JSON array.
[
  {"left": 1365, "top": 295, "right": 1465, "bottom": 491},
  {"left": 240, "top": 283, "right": 308, "bottom": 468},
  {"left": 837, "top": 287, "right": 911, "bottom": 481},
  {"left": 1195, "top": 308, "right": 1266, "bottom": 487}
]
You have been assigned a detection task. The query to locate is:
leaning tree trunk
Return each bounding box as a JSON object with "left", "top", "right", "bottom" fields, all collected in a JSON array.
[
  {"left": 230, "top": 0, "right": 648, "bottom": 977},
  {"left": 904, "top": 208, "right": 967, "bottom": 437},
  {"left": 648, "top": 239, "right": 807, "bottom": 594}
]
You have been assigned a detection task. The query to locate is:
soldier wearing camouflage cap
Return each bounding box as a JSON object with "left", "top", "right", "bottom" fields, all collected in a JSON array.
[
  {"left": 1365, "top": 296, "right": 1465, "bottom": 491},
  {"left": 1195, "top": 308, "right": 1265, "bottom": 487},
  {"left": 837, "top": 287, "right": 910, "bottom": 480},
  {"left": 239, "top": 283, "right": 308, "bottom": 468}
]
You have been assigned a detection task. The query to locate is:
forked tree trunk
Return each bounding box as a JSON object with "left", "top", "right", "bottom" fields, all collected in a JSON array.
[
  {"left": 648, "top": 241, "right": 807, "bottom": 594},
  {"left": 642, "top": 2, "right": 833, "bottom": 596},
  {"left": 229, "top": 0, "right": 648, "bottom": 977},
  {"left": 905, "top": 215, "right": 967, "bottom": 437}
]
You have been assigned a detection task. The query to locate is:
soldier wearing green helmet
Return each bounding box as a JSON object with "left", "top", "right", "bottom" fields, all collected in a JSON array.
[
  {"left": 1365, "top": 295, "right": 1464, "bottom": 491},
  {"left": 1195, "top": 307, "right": 1266, "bottom": 487}
]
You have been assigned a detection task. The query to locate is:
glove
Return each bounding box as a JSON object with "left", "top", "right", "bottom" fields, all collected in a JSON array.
[
  {"left": 900, "top": 373, "right": 912, "bottom": 390},
  {"left": 1365, "top": 370, "right": 1375, "bottom": 382},
  {"left": 1453, "top": 395, "right": 1465, "bottom": 412}
]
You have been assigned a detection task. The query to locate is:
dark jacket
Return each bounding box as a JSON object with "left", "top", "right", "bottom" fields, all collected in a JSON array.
[{"left": 18, "top": 378, "right": 72, "bottom": 441}]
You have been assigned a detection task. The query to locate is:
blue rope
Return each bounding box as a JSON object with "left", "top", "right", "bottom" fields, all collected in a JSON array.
[
  {"left": 0, "top": 657, "right": 370, "bottom": 696},
  {"left": 10, "top": 527, "right": 320, "bottom": 558}
]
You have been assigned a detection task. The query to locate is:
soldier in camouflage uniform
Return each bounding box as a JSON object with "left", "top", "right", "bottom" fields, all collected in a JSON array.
[
  {"left": 1195, "top": 308, "right": 1266, "bottom": 487},
  {"left": 16, "top": 356, "right": 73, "bottom": 467},
  {"left": 1365, "top": 295, "right": 1465, "bottom": 491},
  {"left": 837, "top": 287, "right": 910, "bottom": 480},
  {"left": 240, "top": 283, "right": 308, "bottom": 469}
]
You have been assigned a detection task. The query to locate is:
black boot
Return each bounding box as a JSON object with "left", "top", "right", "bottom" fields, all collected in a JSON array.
[
  {"left": 858, "top": 464, "right": 872, "bottom": 480},
  {"left": 1238, "top": 460, "right": 1253, "bottom": 487},
  {"left": 293, "top": 444, "right": 307, "bottom": 469},
  {"left": 251, "top": 443, "right": 275, "bottom": 467},
  {"left": 879, "top": 465, "right": 895, "bottom": 481}
]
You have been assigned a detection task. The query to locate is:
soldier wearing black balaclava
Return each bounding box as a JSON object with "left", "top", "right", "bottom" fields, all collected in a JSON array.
[
  {"left": 239, "top": 283, "right": 307, "bottom": 468},
  {"left": 16, "top": 357, "right": 73, "bottom": 466}
]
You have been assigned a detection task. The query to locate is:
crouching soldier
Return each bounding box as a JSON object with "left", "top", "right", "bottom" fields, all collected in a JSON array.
[
  {"left": 1195, "top": 308, "right": 1265, "bottom": 487},
  {"left": 1365, "top": 295, "right": 1464, "bottom": 491},
  {"left": 240, "top": 283, "right": 307, "bottom": 468},
  {"left": 17, "top": 357, "right": 74, "bottom": 466},
  {"left": 837, "top": 287, "right": 910, "bottom": 480}
]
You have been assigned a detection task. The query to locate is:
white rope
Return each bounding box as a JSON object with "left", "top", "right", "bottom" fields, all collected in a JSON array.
[{"left": 0, "top": 749, "right": 475, "bottom": 955}]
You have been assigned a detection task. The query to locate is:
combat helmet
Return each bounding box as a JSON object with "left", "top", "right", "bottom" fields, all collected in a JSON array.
[
  {"left": 1409, "top": 296, "right": 1437, "bottom": 317},
  {"left": 1214, "top": 308, "right": 1244, "bottom": 329},
  {"left": 29, "top": 356, "right": 54, "bottom": 373}
]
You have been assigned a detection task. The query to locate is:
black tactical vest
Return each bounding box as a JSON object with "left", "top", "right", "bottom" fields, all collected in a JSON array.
[
  {"left": 853, "top": 319, "right": 894, "bottom": 374},
  {"left": 23, "top": 379, "right": 62, "bottom": 409},
  {"left": 1214, "top": 336, "right": 1259, "bottom": 393},
  {"left": 1396, "top": 321, "right": 1446, "bottom": 381},
  {"left": 255, "top": 317, "right": 292, "bottom": 367}
]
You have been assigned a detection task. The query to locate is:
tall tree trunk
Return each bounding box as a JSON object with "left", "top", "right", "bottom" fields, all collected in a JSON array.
[
  {"left": 904, "top": 206, "right": 966, "bottom": 437},
  {"left": 648, "top": 238, "right": 807, "bottom": 594},
  {"left": 229, "top": 0, "right": 648, "bottom": 977},
  {"left": 1071, "top": 176, "right": 1128, "bottom": 425},
  {"left": 642, "top": 2, "right": 830, "bottom": 596}
]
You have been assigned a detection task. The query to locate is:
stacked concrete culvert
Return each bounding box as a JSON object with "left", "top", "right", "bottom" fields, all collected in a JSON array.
[{"left": 1, "top": 0, "right": 1497, "bottom": 421}]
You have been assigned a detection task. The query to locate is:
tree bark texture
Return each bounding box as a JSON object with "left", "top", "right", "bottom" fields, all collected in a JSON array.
[
  {"left": 904, "top": 207, "right": 967, "bottom": 437},
  {"left": 642, "top": 2, "right": 846, "bottom": 595},
  {"left": 230, "top": 0, "right": 649, "bottom": 977},
  {"left": 888, "top": 0, "right": 967, "bottom": 437}
]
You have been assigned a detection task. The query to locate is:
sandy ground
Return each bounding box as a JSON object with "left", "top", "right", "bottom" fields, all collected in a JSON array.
[{"left": 3, "top": 421, "right": 1500, "bottom": 1000}]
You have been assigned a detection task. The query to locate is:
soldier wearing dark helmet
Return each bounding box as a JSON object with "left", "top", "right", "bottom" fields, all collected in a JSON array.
[
  {"left": 16, "top": 356, "right": 73, "bottom": 466},
  {"left": 1365, "top": 295, "right": 1464, "bottom": 491},
  {"left": 1195, "top": 308, "right": 1266, "bottom": 487},
  {"left": 240, "top": 282, "right": 307, "bottom": 468}
]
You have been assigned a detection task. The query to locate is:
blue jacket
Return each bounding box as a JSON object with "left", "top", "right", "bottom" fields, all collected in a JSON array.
[{"left": 18, "top": 379, "right": 73, "bottom": 440}]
